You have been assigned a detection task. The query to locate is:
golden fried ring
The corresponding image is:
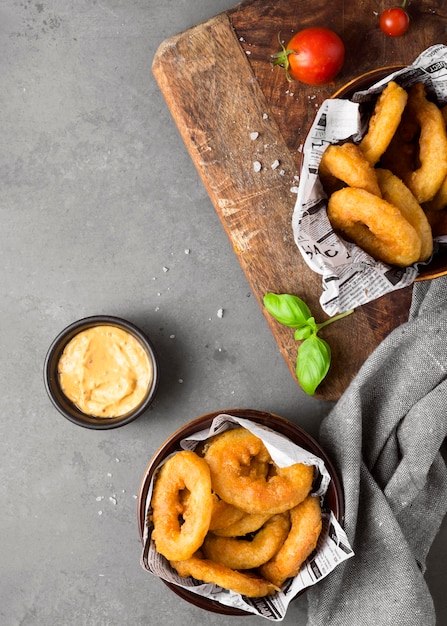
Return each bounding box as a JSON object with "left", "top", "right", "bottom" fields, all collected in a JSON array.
[
  {"left": 211, "top": 512, "right": 272, "bottom": 537},
  {"left": 202, "top": 513, "right": 291, "bottom": 570},
  {"left": 204, "top": 427, "right": 314, "bottom": 515},
  {"left": 424, "top": 175, "right": 447, "bottom": 212},
  {"left": 209, "top": 495, "right": 246, "bottom": 532},
  {"left": 402, "top": 83, "right": 447, "bottom": 203},
  {"left": 171, "top": 554, "right": 278, "bottom": 597},
  {"left": 376, "top": 168, "right": 433, "bottom": 262},
  {"left": 260, "top": 496, "right": 322, "bottom": 588},
  {"left": 319, "top": 142, "right": 382, "bottom": 197},
  {"left": 328, "top": 187, "right": 422, "bottom": 267},
  {"left": 359, "top": 81, "right": 408, "bottom": 166},
  {"left": 151, "top": 450, "right": 213, "bottom": 561}
]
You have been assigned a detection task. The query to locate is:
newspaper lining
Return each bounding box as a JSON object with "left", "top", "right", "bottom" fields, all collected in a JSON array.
[
  {"left": 293, "top": 44, "right": 447, "bottom": 316},
  {"left": 140, "top": 414, "right": 354, "bottom": 621}
]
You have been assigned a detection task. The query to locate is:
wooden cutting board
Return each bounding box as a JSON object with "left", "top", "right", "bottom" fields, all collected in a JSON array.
[{"left": 152, "top": 0, "right": 447, "bottom": 400}]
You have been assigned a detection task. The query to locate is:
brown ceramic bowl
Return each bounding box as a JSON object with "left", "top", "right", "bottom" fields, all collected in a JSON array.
[
  {"left": 332, "top": 65, "right": 447, "bottom": 282},
  {"left": 137, "top": 408, "right": 344, "bottom": 616},
  {"left": 44, "top": 315, "right": 159, "bottom": 429}
]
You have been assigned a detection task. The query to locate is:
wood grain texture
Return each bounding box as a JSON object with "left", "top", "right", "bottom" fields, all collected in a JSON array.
[{"left": 152, "top": 1, "right": 447, "bottom": 400}]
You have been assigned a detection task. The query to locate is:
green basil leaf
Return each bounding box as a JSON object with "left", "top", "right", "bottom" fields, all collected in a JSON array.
[
  {"left": 296, "top": 335, "right": 331, "bottom": 396},
  {"left": 294, "top": 326, "right": 313, "bottom": 340},
  {"left": 304, "top": 316, "right": 317, "bottom": 333},
  {"left": 263, "top": 293, "right": 313, "bottom": 328}
]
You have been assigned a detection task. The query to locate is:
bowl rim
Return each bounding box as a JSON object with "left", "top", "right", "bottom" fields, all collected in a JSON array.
[
  {"left": 330, "top": 65, "right": 405, "bottom": 99},
  {"left": 137, "top": 408, "right": 345, "bottom": 616},
  {"left": 43, "top": 315, "right": 159, "bottom": 430}
]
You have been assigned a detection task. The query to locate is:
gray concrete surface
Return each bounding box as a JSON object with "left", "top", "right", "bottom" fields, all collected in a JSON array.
[{"left": 1, "top": 1, "right": 445, "bottom": 625}]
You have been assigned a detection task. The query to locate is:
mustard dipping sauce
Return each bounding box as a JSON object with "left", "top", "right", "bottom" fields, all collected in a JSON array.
[{"left": 57, "top": 325, "right": 153, "bottom": 418}]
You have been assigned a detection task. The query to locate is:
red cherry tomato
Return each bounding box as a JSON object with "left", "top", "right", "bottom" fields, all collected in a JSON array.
[
  {"left": 379, "top": 5, "right": 410, "bottom": 37},
  {"left": 273, "top": 27, "right": 345, "bottom": 86}
]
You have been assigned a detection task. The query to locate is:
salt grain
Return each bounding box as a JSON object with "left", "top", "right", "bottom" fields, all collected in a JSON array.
[
  {"left": 253, "top": 161, "right": 262, "bottom": 172},
  {"left": 217, "top": 308, "right": 224, "bottom": 318}
]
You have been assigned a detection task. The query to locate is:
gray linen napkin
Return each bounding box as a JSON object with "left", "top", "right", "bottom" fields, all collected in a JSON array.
[{"left": 307, "top": 276, "right": 447, "bottom": 626}]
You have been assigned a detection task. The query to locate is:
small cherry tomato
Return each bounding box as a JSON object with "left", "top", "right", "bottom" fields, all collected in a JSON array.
[
  {"left": 379, "top": 2, "right": 410, "bottom": 37},
  {"left": 273, "top": 27, "right": 345, "bottom": 86}
]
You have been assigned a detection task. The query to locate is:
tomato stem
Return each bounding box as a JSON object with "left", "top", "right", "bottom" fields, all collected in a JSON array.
[{"left": 272, "top": 32, "right": 294, "bottom": 82}]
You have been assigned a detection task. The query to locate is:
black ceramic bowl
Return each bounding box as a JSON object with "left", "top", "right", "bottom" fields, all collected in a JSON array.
[
  {"left": 44, "top": 315, "right": 159, "bottom": 429},
  {"left": 332, "top": 66, "right": 447, "bottom": 282},
  {"left": 137, "top": 409, "right": 344, "bottom": 616}
]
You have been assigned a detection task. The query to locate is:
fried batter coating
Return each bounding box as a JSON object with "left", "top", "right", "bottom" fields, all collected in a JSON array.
[
  {"left": 209, "top": 495, "right": 246, "bottom": 532},
  {"left": 402, "top": 83, "right": 447, "bottom": 203},
  {"left": 359, "top": 81, "right": 408, "bottom": 165},
  {"left": 328, "top": 187, "right": 422, "bottom": 267},
  {"left": 376, "top": 168, "right": 433, "bottom": 262},
  {"left": 260, "top": 495, "right": 322, "bottom": 588},
  {"left": 424, "top": 175, "right": 447, "bottom": 212},
  {"left": 211, "top": 511, "right": 272, "bottom": 537},
  {"left": 202, "top": 513, "right": 291, "bottom": 570},
  {"left": 319, "top": 142, "right": 382, "bottom": 197},
  {"left": 171, "top": 554, "right": 278, "bottom": 597},
  {"left": 204, "top": 427, "right": 314, "bottom": 515},
  {"left": 151, "top": 450, "right": 213, "bottom": 561}
]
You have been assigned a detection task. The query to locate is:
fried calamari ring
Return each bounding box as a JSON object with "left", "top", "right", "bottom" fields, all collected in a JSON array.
[
  {"left": 151, "top": 450, "right": 213, "bottom": 561},
  {"left": 401, "top": 83, "right": 447, "bottom": 203},
  {"left": 424, "top": 175, "right": 447, "bottom": 212},
  {"left": 202, "top": 513, "right": 291, "bottom": 570},
  {"left": 204, "top": 427, "right": 314, "bottom": 515},
  {"left": 211, "top": 511, "right": 272, "bottom": 537},
  {"left": 376, "top": 168, "right": 433, "bottom": 262},
  {"left": 319, "top": 142, "right": 382, "bottom": 197},
  {"left": 170, "top": 554, "right": 278, "bottom": 597},
  {"left": 260, "top": 496, "right": 322, "bottom": 588},
  {"left": 328, "top": 187, "right": 422, "bottom": 266},
  {"left": 359, "top": 81, "right": 408, "bottom": 166},
  {"left": 209, "top": 495, "right": 246, "bottom": 532}
]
